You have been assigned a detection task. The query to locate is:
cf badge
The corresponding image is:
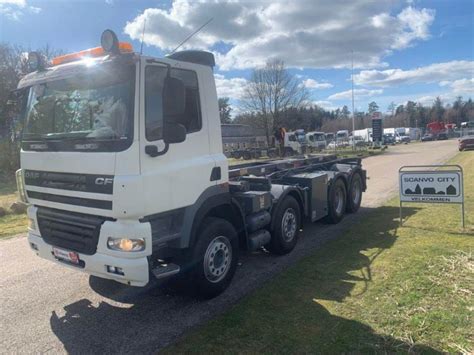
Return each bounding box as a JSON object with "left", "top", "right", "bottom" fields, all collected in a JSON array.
[{"left": 95, "top": 177, "right": 114, "bottom": 185}]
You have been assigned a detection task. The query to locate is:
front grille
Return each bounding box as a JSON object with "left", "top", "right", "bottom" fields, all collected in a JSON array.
[
  {"left": 24, "top": 170, "right": 114, "bottom": 194},
  {"left": 27, "top": 191, "right": 112, "bottom": 210},
  {"left": 37, "top": 207, "right": 109, "bottom": 255}
]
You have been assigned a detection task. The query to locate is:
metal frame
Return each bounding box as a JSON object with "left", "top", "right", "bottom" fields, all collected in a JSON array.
[{"left": 399, "top": 164, "right": 464, "bottom": 228}]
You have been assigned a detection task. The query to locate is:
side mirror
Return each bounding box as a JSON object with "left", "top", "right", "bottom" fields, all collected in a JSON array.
[
  {"left": 163, "top": 122, "right": 186, "bottom": 144},
  {"left": 163, "top": 76, "right": 185, "bottom": 116}
]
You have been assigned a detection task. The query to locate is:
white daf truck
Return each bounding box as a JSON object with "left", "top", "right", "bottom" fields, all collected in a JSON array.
[{"left": 15, "top": 30, "right": 367, "bottom": 298}]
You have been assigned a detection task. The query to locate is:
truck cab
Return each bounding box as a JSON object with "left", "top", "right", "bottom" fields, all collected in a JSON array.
[
  {"left": 15, "top": 31, "right": 366, "bottom": 298},
  {"left": 284, "top": 129, "right": 307, "bottom": 155},
  {"left": 17, "top": 32, "right": 226, "bottom": 288},
  {"left": 306, "top": 131, "right": 327, "bottom": 151}
]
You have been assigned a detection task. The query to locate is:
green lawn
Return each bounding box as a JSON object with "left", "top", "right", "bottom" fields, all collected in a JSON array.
[
  {"left": 166, "top": 152, "right": 473, "bottom": 354},
  {"left": 0, "top": 179, "right": 27, "bottom": 239}
]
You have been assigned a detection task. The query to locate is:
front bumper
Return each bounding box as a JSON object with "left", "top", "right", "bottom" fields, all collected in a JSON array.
[
  {"left": 28, "top": 233, "right": 150, "bottom": 286},
  {"left": 27, "top": 205, "right": 153, "bottom": 286}
]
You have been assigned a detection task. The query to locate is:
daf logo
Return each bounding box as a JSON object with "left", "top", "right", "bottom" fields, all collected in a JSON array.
[
  {"left": 95, "top": 177, "right": 114, "bottom": 186},
  {"left": 25, "top": 171, "right": 40, "bottom": 179}
]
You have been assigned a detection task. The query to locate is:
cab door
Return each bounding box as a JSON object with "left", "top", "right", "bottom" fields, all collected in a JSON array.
[{"left": 138, "top": 59, "right": 216, "bottom": 216}]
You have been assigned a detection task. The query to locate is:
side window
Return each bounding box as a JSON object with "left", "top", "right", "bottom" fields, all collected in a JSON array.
[
  {"left": 289, "top": 134, "right": 296, "bottom": 142},
  {"left": 145, "top": 66, "right": 166, "bottom": 141},
  {"left": 145, "top": 66, "right": 202, "bottom": 141},
  {"left": 170, "top": 69, "right": 202, "bottom": 134}
]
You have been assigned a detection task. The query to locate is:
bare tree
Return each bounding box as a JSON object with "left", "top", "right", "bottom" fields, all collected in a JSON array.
[{"left": 242, "top": 59, "right": 309, "bottom": 145}]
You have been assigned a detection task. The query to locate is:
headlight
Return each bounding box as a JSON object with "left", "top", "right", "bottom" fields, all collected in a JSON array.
[
  {"left": 107, "top": 237, "right": 145, "bottom": 252},
  {"left": 15, "top": 169, "right": 28, "bottom": 203}
]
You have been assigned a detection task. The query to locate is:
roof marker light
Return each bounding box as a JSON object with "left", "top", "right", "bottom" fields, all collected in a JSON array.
[
  {"left": 27, "top": 52, "right": 44, "bottom": 72},
  {"left": 101, "top": 29, "right": 119, "bottom": 53},
  {"left": 51, "top": 42, "right": 133, "bottom": 66}
]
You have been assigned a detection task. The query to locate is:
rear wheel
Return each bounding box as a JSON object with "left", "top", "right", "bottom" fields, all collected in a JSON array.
[
  {"left": 191, "top": 217, "right": 239, "bottom": 299},
  {"left": 346, "top": 173, "right": 363, "bottom": 213},
  {"left": 325, "top": 178, "right": 347, "bottom": 224},
  {"left": 268, "top": 196, "right": 301, "bottom": 255}
]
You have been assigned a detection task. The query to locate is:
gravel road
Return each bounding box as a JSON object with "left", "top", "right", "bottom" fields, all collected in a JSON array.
[{"left": 0, "top": 140, "right": 459, "bottom": 354}]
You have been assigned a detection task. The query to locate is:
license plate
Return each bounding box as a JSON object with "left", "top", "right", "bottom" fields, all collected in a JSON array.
[{"left": 53, "top": 247, "right": 80, "bottom": 265}]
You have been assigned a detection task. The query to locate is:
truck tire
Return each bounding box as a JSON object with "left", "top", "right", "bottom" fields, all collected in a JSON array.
[
  {"left": 243, "top": 151, "right": 252, "bottom": 160},
  {"left": 268, "top": 195, "right": 301, "bottom": 255},
  {"left": 325, "top": 178, "right": 346, "bottom": 224},
  {"left": 192, "top": 217, "right": 239, "bottom": 299},
  {"left": 346, "top": 173, "right": 363, "bottom": 213}
]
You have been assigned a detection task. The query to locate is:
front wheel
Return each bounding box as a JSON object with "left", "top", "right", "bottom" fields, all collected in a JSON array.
[
  {"left": 192, "top": 217, "right": 239, "bottom": 299},
  {"left": 267, "top": 195, "right": 301, "bottom": 255},
  {"left": 325, "top": 178, "right": 347, "bottom": 224}
]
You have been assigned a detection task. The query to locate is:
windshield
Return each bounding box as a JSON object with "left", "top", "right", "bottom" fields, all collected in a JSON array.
[
  {"left": 22, "top": 63, "right": 135, "bottom": 151},
  {"left": 296, "top": 133, "right": 306, "bottom": 143}
]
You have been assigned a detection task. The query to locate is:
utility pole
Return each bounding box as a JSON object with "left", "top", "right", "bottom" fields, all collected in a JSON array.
[{"left": 351, "top": 50, "right": 355, "bottom": 150}]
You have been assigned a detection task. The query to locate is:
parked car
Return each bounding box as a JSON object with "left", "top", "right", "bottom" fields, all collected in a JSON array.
[
  {"left": 397, "top": 134, "right": 411, "bottom": 143},
  {"left": 421, "top": 133, "right": 435, "bottom": 142},
  {"left": 459, "top": 136, "right": 474, "bottom": 151},
  {"left": 327, "top": 141, "right": 337, "bottom": 149},
  {"left": 349, "top": 136, "right": 367, "bottom": 147},
  {"left": 437, "top": 132, "right": 448, "bottom": 140},
  {"left": 383, "top": 133, "right": 396, "bottom": 145}
]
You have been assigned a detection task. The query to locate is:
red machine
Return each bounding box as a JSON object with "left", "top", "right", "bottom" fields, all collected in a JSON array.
[{"left": 426, "top": 121, "right": 444, "bottom": 134}]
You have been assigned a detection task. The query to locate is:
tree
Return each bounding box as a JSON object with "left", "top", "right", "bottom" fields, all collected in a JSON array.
[
  {"left": 430, "top": 96, "right": 444, "bottom": 122},
  {"left": 242, "top": 59, "right": 309, "bottom": 145},
  {"left": 368, "top": 101, "right": 379, "bottom": 114},
  {"left": 387, "top": 101, "right": 396, "bottom": 116},
  {"left": 0, "top": 43, "right": 63, "bottom": 178},
  {"left": 218, "top": 97, "right": 232, "bottom": 123},
  {"left": 341, "top": 105, "right": 350, "bottom": 119}
]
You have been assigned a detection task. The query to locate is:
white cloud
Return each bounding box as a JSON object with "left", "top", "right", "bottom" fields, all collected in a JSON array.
[
  {"left": 354, "top": 61, "right": 474, "bottom": 87},
  {"left": 301, "top": 78, "right": 333, "bottom": 89},
  {"left": 214, "top": 74, "right": 247, "bottom": 100},
  {"left": 392, "top": 6, "right": 435, "bottom": 49},
  {"left": 0, "top": 0, "right": 26, "bottom": 5},
  {"left": 328, "top": 89, "right": 383, "bottom": 100},
  {"left": 0, "top": 0, "right": 40, "bottom": 20},
  {"left": 125, "top": 1, "right": 436, "bottom": 70},
  {"left": 313, "top": 100, "right": 341, "bottom": 111},
  {"left": 439, "top": 78, "right": 474, "bottom": 94}
]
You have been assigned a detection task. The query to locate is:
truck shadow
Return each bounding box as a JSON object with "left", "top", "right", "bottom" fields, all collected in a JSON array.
[{"left": 50, "top": 206, "right": 441, "bottom": 353}]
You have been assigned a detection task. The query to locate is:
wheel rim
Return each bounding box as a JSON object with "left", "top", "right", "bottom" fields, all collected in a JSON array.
[
  {"left": 281, "top": 208, "right": 297, "bottom": 242},
  {"left": 334, "top": 187, "right": 344, "bottom": 215},
  {"left": 203, "top": 236, "right": 232, "bottom": 283},
  {"left": 352, "top": 179, "right": 361, "bottom": 205}
]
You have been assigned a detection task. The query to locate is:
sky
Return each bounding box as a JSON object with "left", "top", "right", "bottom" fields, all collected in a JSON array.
[{"left": 1, "top": 0, "right": 473, "bottom": 115}]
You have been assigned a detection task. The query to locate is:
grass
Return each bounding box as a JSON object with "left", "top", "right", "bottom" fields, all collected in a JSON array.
[
  {"left": 0, "top": 179, "right": 27, "bottom": 239},
  {"left": 166, "top": 151, "right": 473, "bottom": 354}
]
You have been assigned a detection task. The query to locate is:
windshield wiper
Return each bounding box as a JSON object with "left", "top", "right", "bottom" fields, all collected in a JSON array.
[{"left": 42, "top": 132, "right": 92, "bottom": 140}]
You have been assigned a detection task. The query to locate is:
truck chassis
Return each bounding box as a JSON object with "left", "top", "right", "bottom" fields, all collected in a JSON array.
[{"left": 149, "top": 154, "right": 366, "bottom": 297}]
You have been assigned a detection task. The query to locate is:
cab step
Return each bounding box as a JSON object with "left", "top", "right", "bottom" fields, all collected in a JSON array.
[{"left": 151, "top": 263, "right": 180, "bottom": 279}]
